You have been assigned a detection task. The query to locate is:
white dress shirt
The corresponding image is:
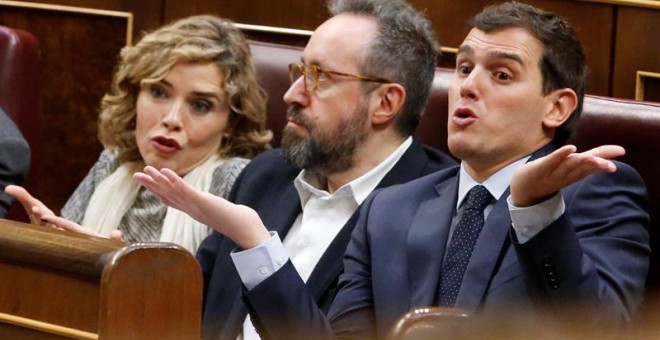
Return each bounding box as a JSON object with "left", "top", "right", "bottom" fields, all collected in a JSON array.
[
  {"left": 454, "top": 155, "right": 565, "bottom": 244},
  {"left": 233, "top": 137, "right": 412, "bottom": 340}
]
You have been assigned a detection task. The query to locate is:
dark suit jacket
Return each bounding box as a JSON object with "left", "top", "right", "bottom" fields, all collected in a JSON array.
[
  {"left": 0, "top": 109, "right": 30, "bottom": 217},
  {"left": 197, "top": 140, "right": 456, "bottom": 339},
  {"left": 245, "top": 146, "right": 650, "bottom": 339}
]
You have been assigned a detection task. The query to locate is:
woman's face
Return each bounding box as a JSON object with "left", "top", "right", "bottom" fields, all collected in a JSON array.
[{"left": 135, "top": 62, "right": 231, "bottom": 175}]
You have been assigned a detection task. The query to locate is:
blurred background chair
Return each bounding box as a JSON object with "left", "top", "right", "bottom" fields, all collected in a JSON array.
[
  {"left": 0, "top": 25, "right": 42, "bottom": 222},
  {"left": 249, "top": 40, "right": 302, "bottom": 147},
  {"left": 388, "top": 307, "right": 470, "bottom": 340}
]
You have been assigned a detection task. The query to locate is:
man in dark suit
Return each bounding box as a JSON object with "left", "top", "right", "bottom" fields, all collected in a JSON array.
[
  {"left": 137, "top": 1, "right": 649, "bottom": 339},
  {"left": 0, "top": 108, "right": 30, "bottom": 218},
  {"left": 191, "top": 0, "right": 456, "bottom": 338}
]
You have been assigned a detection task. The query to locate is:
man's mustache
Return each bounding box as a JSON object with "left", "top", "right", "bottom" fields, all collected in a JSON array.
[{"left": 286, "top": 105, "right": 312, "bottom": 130}]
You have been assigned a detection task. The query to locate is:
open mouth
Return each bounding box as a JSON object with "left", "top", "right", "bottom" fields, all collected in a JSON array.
[
  {"left": 152, "top": 136, "right": 181, "bottom": 152},
  {"left": 452, "top": 108, "right": 477, "bottom": 127},
  {"left": 454, "top": 108, "right": 475, "bottom": 119}
]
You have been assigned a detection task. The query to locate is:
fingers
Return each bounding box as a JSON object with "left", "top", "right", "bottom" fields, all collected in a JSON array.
[
  {"left": 41, "top": 214, "right": 99, "bottom": 236},
  {"left": 5, "top": 185, "right": 54, "bottom": 226},
  {"left": 134, "top": 166, "right": 175, "bottom": 188},
  {"left": 565, "top": 145, "right": 624, "bottom": 175},
  {"left": 549, "top": 144, "right": 623, "bottom": 177},
  {"left": 5, "top": 185, "right": 40, "bottom": 207},
  {"left": 134, "top": 166, "right": 190, "bottom": 209},
  {"left": 511, "top": 144, "right": 624, "bottom": 207},
  {"left": 161, "top": 168, "right": 182, "bottom": 183},
  {"left": 583, "top": 145, "right": 625, "bottom": 159},
  {"left": 31, "top": 206, "right": 56, "bottom": 224},
  {"left": 544, "top": 144, "right": 577, "bottom": 168},
  {"left": 110, "top": 230, "right": 125, "bottom": 241}
]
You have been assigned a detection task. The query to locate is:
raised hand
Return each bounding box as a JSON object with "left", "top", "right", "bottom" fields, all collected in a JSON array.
[
  {"left": 5, "top": 185, "right": 57, "bottom": 227},
  {"left": 4, "top": 185, "right": 125, "bottom": 241},
  {"left": 134, "top": 166, "right": 270, "bottom": 249},
  {"left": 510, "top": 145, "right": 624, "bottom": 207},
  {"left": 39, "top": 214, "right": 100, "bottom": 237}
]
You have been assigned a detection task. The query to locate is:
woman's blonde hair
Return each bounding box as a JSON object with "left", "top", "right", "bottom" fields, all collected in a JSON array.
[{"left": 98, "top": 15, "right": 272, "bottom": 163}]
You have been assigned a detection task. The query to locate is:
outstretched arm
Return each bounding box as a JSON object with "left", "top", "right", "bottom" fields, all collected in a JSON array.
[
  {"left": 4, "top": 185, "right": 123, "bottom": 240},
  {"left": 509, "top": 144, "right": 649, "bottom": 320},
  {"left": 5, "top": 185, "right": 58, "bottom": 227},
  {"left": 134, "top": 166, "right": 270, "bottom": 249},
  {"left": 510, "top": 145, "right": 624, "bottom": 207}
]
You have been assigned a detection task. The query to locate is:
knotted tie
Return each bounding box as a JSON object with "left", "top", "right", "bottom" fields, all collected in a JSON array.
[{"left": 437, "top": 185, "right": 492, "bottom": 307}]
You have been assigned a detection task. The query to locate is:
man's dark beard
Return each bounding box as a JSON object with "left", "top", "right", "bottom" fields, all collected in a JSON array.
[{"left": 282, "top": 103, "right": 369, "bottom": 175}]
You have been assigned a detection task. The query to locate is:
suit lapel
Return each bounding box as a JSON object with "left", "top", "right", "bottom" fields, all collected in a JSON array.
[
  {"left": 408, "top": 175, "right": 458, "bottom": 307},
  {"left": 306, "top": 212, "right": 358, "bottom": 304},
  {"left": 263, "top": 182, "right": 302, "bottom": 240},
  {"left": 453, "top": 145, "right": 556, "bottom": 312},
  {"left": 454, "top": 189, "right": 512, "bottom": 312},
  {"left": 306, "top": 142, "right": 439, "bottom": 302}
]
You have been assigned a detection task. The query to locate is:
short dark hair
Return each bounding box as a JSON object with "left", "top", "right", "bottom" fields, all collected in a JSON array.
[
  {"left": 471, "top": 1, "right": 586, "bottom": 146},
  {"left": 328, "top": 0, "right": 440, "bottom": 137}
]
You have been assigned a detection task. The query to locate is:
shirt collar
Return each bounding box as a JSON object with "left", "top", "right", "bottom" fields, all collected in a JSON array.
[
  {"left": 457, "top": 155, "right": 531, "bottom": 209},
  {"left": 294, "top": 136, "right": 413, "bottom": 206}
]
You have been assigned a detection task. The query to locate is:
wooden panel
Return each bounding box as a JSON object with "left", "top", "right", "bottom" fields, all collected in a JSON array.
[
  {"left": 614, "top": 7, "right": 660, "bottom": 101},
  {"left": 0, "top": 263, "right": 101, "bottom": 332},
  {"left": 636, "top": 71, "right": 660, "bottom": 102},
  {"left": 12, "top": 0, "right": 164, "bottom": 41},
  {"left": 99, "top": 247, "right": 203, "bottom": 339},
  {"left": 415, "top": 0, "right": 614, "bottom": 96},
  {"left": 0, "top": 218, "right": 202, "bottom": 339},
  {"left": 164, "top": 0, "right": 328, "bottom": 31},
  {"left": 641, "top": 77, "right": 660, "bottom": 103},
  {"left": 163, "top": 0, "right": 614, "bottom": 97},
  {"left": 0, "top": 3, "right": 130, "bottom": 215},
  {"left": 0, "top": 323, "right": 77, "bottom": 340}
]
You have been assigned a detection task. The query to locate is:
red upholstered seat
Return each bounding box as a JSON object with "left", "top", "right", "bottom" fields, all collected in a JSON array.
[
  {"left": 249, "top": 41, "right": 302, "bottom": 147},
  {"left": 0, "top": 25, "right": 41, "bottom": 222},
  {"left": 0, "top": 25, "right": 41, "bottom": 145}
]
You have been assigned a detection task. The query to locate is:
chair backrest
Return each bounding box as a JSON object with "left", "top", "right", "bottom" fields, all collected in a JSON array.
[
  {"left": 388, "top": 307, "right": 470, "bottom": 339},
  {"left": 0, "top": 25, "right": 41, "bottom": 222},
  {"left": 249, "top": 40, "right": 302, "bottom": 147},
  {"left": 0, "top": 25, "right": 41, "bottom": 147},
  {"left": 569, "top": 95, "right": 660, "bottom": 287},
  {"left": 247, "top": 41, "right": 660, "bottom": 292}
]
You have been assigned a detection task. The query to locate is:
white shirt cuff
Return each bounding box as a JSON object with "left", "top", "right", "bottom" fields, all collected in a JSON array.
[
  {"left": 508, "top": 193, "right": 565, "bottom": 243},
  {"left": 231, "top": 231, "right": 289, "bottom": 290}
]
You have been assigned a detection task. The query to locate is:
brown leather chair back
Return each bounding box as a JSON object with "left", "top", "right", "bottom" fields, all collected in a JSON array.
[
  {"left": 416, "top": 68, "right": 453, "bottom": 155},
  {"left": 249, "top": 40, "right": 302, "bottom": 147},
  {"left": 569, "top": 96, "right": 660, "bottom": 287},
  {"left": 0, "top": 25, "right": 41, "bottom": 222},
  {"left": 0, "top": 25, "right": 41, "bottom": 148}
]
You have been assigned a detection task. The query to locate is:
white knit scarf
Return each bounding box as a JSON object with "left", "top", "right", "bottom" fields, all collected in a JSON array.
[{"left": 81, "top": 155, "right": 224, "bottom": 254}]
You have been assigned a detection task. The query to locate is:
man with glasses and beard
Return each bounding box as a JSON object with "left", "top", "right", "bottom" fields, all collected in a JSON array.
[{"left": 184, "top": 0, "right": 455, "bottom": 338}]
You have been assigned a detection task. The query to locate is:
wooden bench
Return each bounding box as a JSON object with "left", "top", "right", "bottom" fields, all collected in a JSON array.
[{"left": 0, "top": 219, "right": 201, "bottom": 339}]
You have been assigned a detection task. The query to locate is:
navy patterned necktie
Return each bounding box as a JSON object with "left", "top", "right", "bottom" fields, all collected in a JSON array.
[{"left": 437, "top": 185, "right": 493, "bottom": 307}]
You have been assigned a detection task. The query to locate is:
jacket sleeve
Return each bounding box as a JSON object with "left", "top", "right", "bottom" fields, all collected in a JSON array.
[
  {"left": 0, "top": 124, "right": 30, "bottom": 217},
  {"left": 514, "top": 161, "right": 650, "bottom": 322}
]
